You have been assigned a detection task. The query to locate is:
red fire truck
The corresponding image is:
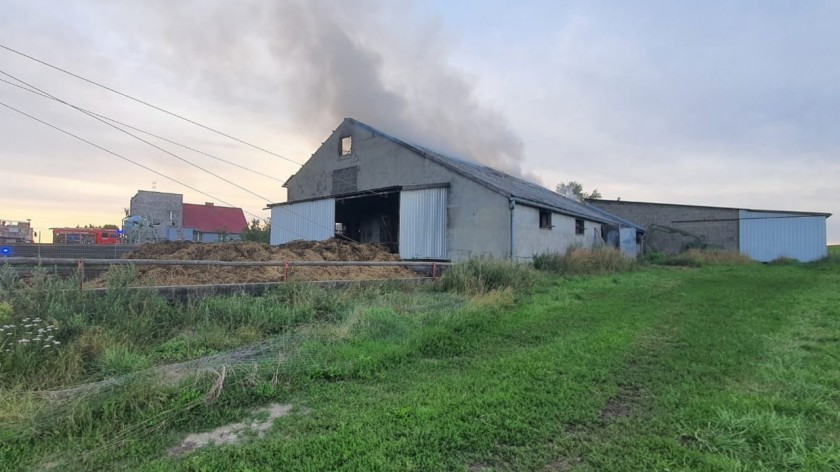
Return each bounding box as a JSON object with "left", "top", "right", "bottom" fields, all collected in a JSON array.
[{"left": 52, "top": 228, "right": 121, "bottom": 245}]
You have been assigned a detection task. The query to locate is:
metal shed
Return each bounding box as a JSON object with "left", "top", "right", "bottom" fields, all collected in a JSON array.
[
  {"left": 739, "top": 210, "right": 828, "bottom": 262},
  {"left": 588, "top": 199, "right": 831, "bottom": 262}
]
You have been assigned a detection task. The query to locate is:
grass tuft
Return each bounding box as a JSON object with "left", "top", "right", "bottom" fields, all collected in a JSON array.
[
  {"left": 648, "top": 249, "right": 752, "bottom": 267},
  {"left": 533, "top": 246, "right": 636, "bottom": 274},
  {"left": 436, "top": 257, "right": 534, "bottom": 295}
]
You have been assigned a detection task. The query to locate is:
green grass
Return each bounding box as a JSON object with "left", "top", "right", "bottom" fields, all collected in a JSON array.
[{"left": 1, "top": 258, "right": 839, "bottom": 470}]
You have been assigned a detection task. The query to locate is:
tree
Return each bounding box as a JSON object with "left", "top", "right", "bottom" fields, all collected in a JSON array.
[
  {"left": 555, "top": 181, "right": 602, "bottom": 201},
  {"left": 241, "top": 218, "right": 271, "bottom": 243}
]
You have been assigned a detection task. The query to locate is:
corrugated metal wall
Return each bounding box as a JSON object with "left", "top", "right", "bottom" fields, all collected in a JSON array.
[
  {"left": 619, "top": 227, "right": 637, "bottom": 258},
  {"left": 739, "top": 210, "right": 827, "bottom": 262},
  {"left": 270, "top": 199, "right": 335, "bottom": 245},
  {"left": 399, "top": 188, "right": 447, "bottom": 259}
]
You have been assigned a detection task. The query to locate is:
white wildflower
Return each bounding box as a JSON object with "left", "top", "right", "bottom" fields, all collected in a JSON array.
[{"left": 53, "top": 341, "right": 61, "bottom": 345}]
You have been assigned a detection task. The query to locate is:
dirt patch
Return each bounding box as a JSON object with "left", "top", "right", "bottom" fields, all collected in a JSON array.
[
  {"left": 93, "top": 239, "right": 420, "bottom": 286},
  {"left": 600, "top": 385, "right": 642, "bottom": 419},
  {"left": 168, "top": 403, "right": 294, "bottom": 457},
  {"left": 544, "top": 457, "right": 582, "bottom": 471}
]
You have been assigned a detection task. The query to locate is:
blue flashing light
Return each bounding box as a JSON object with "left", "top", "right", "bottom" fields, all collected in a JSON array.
[{"left": 1, "top": 247, "right": 10, "bottom": 257}]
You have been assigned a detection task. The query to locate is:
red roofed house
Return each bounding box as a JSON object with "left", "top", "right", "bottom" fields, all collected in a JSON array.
[
  {"left": 128, "top": 191, "right": 249, "bottom": 243},
  {"left": 182, "top": 202, "right": 248, "bottom": 242}
]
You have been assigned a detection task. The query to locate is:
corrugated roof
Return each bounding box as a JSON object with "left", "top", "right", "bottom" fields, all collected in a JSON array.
[
  {"left": 183, "top": 203, "right": 248, "bottom": 234},
  {"left": 347, "top": 118, "right": 644, "bottom": 230}
]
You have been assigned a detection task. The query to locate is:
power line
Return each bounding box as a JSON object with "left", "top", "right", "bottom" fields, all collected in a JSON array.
[
  {"left": 0, "top": 76, "right": 285, "bottom": 183},
  {"left": 0, "top": 43, "right": 389, "bottom": 200},
  {"left": 0, "top": 71, "right": 354, "bottom": 237},
  {"left": 0, "top": 42, "right": 304, "bottom": 167},
  {"left": 0, "top": 100, "right": 242, "bottom": 215},
  {"left": 0, "top": 69, "right": 278, "bottom": 204},
  {"left": 0, "top": 100, "right": 331, "bottom": 240},
  {"left": 0, "top": 94, "right": 352, "bottom": 241}
]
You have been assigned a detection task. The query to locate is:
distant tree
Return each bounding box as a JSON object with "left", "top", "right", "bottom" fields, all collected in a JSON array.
[
  {"left": 82, "top": 223, "right": 119, "bottom": 229},
  {"left": 556, "top": 181, "right": 602, "bottom": 201},
  {"left": 241, "top": 218, "right": 271, "bottom": 243}
]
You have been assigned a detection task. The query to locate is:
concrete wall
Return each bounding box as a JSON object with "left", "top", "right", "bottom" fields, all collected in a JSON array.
[
  {"left": 512, "top": 204, "right": 602, "bottom": 261},
  {"left": 590, "top": 200, "right": 739, "bottom": 254},
  {"left": 130, "top": 191, "right": 183, "bottom": 241},
  {"left": 284, "top": 120, "right": 510, "bottom": 260}
]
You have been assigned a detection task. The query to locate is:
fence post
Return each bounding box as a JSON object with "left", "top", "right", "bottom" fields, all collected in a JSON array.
[
  {"left": 432, "top": 262, "right": 437, "bottom": 280},
  {"left": 77, "top": 259, "right": 85, "bottom": 291},
  {"left": 283, "top": 261, "right": 289, "bottom": 282}
]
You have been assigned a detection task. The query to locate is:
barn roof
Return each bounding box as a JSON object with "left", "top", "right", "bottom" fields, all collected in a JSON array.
[
  {"left": 183, "top": 203, "right": 248, "bottom": 234},
  {"left": 347, "top": 118, "right": 644, "bottom": 230}
]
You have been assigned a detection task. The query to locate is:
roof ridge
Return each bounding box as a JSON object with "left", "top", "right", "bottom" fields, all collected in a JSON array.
[{"left": 343, "top": 118, "right": 642, "bottom": 229}]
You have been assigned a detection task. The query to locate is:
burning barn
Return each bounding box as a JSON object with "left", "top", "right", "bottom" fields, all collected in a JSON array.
[{"left": 268, "top": 118, "right": 642, "bottom": 261}]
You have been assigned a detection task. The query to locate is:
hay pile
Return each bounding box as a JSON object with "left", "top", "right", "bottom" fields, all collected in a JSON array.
[{"left": 110, "top": 239, "right": 419, "bottom": 286}]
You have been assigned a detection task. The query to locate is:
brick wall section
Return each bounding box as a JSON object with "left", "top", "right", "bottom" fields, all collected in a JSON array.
[{"left": 588, "top": 200, "right": 739, "bottom": 254}]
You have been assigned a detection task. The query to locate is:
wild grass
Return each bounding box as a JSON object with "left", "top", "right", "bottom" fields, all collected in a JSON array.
[
  {"left": 647, "top": 248, "right": 753, "bottom": 267},
  {"left": 436, "top": 257, "right": 535, "bottom": 295},
  {"left": 1, "top": 258, "right": 839, "bottom": 470},
  {"left": 533, "top": 245, "right": 636, "bottom": 274}
]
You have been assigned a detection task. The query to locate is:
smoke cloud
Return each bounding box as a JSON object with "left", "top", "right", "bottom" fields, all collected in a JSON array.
[{"left": 128, "top": 0, "right": 529, "bottom": 177}]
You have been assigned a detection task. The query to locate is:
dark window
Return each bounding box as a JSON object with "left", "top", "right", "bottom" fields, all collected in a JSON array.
[
  {"left": 340, "top": 136, "right": 352, "bottom": 156},
  {"left": 332, "top": 166, "right": 359, "bottom": 194},
  {"left": 539, "top": 210, "right": 552, "bottom": 229},
  {"left": 575, "top": 218, "right": 585, "bottom": 235}
]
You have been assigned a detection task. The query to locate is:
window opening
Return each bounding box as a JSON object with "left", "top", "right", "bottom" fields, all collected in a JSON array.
[
  {"left": 539, "top": 210, "right": 552, "bottom": 229},
  {"left": 340, "top": 136, "right": 353, "bottom": 156},
  {"left": 575, "top": 218, "right": 585, "bottom": 235}
]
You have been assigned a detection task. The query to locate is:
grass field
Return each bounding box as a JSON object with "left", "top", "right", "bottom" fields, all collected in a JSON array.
[{"left": 1, "top": 254, "right": 838, "bottom": 471}]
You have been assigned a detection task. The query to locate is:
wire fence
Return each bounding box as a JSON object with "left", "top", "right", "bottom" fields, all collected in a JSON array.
[{"left": 1, "top": 243, "right": 139, "bottom": 259}]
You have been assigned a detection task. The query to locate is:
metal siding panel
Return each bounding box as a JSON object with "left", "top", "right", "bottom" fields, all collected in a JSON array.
[
  {"left": 270, "top": 199, "right": 335, "bottom": 245},
  {"left": 399, "top": 188, "right": 447, "bottom": 259},
  {"left": 739, "top": 210, "right": 827, "bottom": 262},
  {"left": 619, "top": 227, "right": 637, "bottom": 258}
]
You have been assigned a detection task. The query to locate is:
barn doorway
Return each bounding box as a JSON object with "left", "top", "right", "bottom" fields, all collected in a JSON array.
[{"left": 334, "top": 192, "right": 400, "bottom": 253}]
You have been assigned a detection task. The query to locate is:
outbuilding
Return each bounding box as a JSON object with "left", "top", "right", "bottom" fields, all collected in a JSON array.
[
  {"left": 268, "top": 118, "right": 642, "bottom": 261},
  {"left": 588, "top": 199, "right": 831, "bottom": 262}
]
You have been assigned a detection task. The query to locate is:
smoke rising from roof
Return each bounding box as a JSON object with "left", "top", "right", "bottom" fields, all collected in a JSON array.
[{"left": 132, "top": 0, "right": 529, "bottom": 177}]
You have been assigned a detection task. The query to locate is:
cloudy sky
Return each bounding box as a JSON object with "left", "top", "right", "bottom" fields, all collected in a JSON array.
[{"left": 1, "top": 0, "right": 838, "bottom": 243}]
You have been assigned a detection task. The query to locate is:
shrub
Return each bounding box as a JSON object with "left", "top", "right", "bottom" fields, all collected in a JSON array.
[
  {"left": 533, "top": 246, "right": 636, "bottom": 275},
  {"left": 436, "top": 258, "right": 534, "bottom": 295}
]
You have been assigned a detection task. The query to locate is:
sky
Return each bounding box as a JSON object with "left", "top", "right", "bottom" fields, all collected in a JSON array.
[{"left": 1, "top": 0, "right": 838, "bottom": 243}]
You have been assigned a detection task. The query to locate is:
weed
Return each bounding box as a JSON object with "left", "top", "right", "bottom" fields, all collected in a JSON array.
[
  {"left": 436, "top": 257, "right": 534, "bottom": 295},
  {"left": 648, "top": 248, "right": 752, "bottom": 267},
  {"left": 533, "top": 246, "right": 636, "bottom": 274}
]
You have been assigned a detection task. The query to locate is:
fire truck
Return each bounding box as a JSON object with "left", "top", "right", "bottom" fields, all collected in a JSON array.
[
  {"left": 52, "top": 228, "right": 121, "bottom": 245},
  {"left": 0, "top": 220, "right": 34, "bottom": 244}
]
